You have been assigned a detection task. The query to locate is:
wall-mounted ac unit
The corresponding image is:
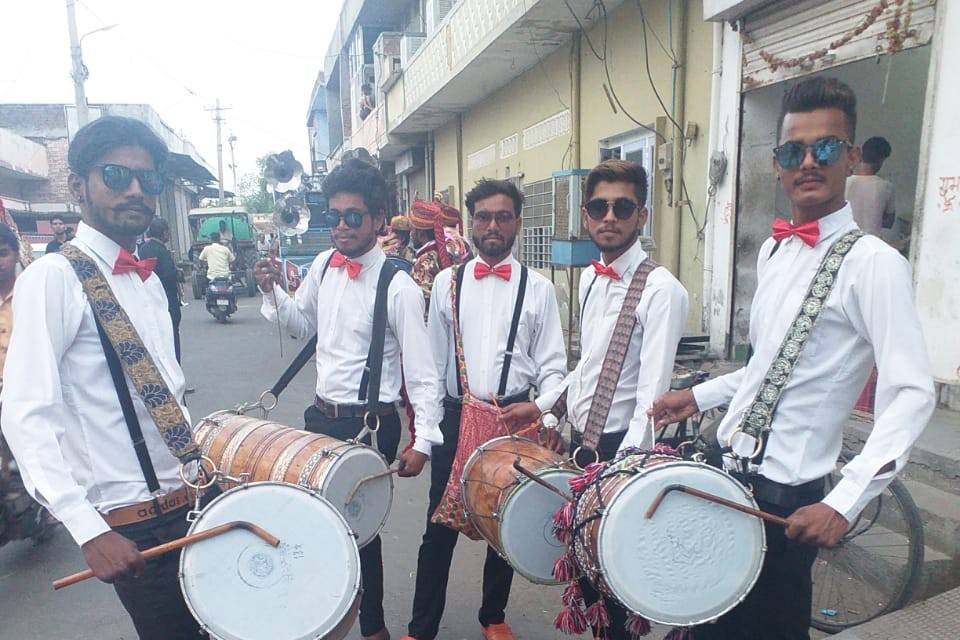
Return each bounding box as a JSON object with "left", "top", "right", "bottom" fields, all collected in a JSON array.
[
  {"left": 551, "top": 170, "right": 599, "bottom": 267},
  {"left": 400, "top": 33, "right": 427, "bottom": 68},
  {"left": 373, "top": 32, "right": 403, "bottom": 90}
]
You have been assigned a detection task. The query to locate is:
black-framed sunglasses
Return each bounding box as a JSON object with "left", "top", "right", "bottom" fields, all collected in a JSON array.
[
  {"left": 322, "top": 209, "right": 368, "bottom": 229},
  {"left": 95, "top": 164, "right": 164, "bottom": 195},
  {"left": 772, "top": 136, "right": 852, "bottom": 170},
  {"left": 472, "top": 210, "right": 517, "bottom": 225},
  {"left": 584, "top": 197, "right": 639, "bottom": 221}
]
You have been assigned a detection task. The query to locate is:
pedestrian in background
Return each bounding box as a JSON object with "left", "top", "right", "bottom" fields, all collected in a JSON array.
[
  {"left": 846, "top": 136, "right": 895, "bottom": 236},
  {"left": 45, "top": 215, "right": 68, "bottom": 253},
  {"left": 138, "top": 218, "right": 182, "bottom": 362}
]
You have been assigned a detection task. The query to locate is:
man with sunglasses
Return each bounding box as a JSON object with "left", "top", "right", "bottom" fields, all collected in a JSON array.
[
  {"left": 1, "top": 116, "right": 206, "bottom": 639},
  {"left": 533, "top": 159, "right": 687, "bottom": 638},
  {"left": 255, "top": 158, "right": 444, "bottom": 640},
  {"left": 649, "top": 77, "right": 935, "bottom": 639},
  {"left": 400, "top": 179, "right": 567, "bottom": 640}
]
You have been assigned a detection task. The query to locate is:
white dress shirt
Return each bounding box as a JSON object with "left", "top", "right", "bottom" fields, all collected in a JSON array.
[
  {"left": 428, "top": 255, "right": 567, "bottom": 404},
  {"left": 1, "top": 222, "right": 187, "bottom": 546},
  {"left": 693, "top": 204, "right": 935, "bottom": 522},
  {"left": 540, "top": 240, "right": 689, "bottom": 451},
  {"left": 262, "top": 245, "right": 443, "bottom": 455}
]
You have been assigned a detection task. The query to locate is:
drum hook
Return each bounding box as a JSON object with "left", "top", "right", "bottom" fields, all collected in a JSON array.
[
  {"left": 352, "top": 411, "right": 381, "bottom": 444},
  {"left": 570, "top": 446, "right": 600, "bottom": 471}
]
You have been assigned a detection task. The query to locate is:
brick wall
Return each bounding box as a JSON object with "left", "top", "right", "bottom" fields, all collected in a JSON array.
[{"left": 21, "top": 137, "right": 71, "bottom": 202}]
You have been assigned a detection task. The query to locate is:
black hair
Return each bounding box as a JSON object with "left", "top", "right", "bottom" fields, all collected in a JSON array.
[
  {"left": 146, "top": 217, "right": 169, "bottom": 238},
  {"left": 584, "top": 160, "right": 648, "bottom": 206},
  {"left": 50, "top": 215, "right": 65, "bottom": 224},
  {"left": 465, "top": 179, "right": 524, "bottom": 217},
  {"left": 68, "top": 115, "right": 169, "bottom": 176},
  {"left": 0, "top": 224, "right": 19, "bottom": 253},
  {"left": 779, "top": 76, "right": 857, "bottom": 142},
  {"left": 209, "top": 231, "right": 221, "bottom": 243},
  {"left": 862, "top": 136, "right": 892, "bottom": 165},
  {"left": 322, "top": 158, "right": 389, "bottom": 218}
]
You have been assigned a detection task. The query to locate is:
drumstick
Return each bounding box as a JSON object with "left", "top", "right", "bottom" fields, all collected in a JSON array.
[
  {"left": 345, "top": 467, "right": 400, "bottom": 504},
  {"left": 512, "top": 461, "right": 574, "bottom": 503},
  {"left": 644, "top": 484, "right": 790, "bottom": 527},
  {"left": 53, "top": 520, "right": 280, "bottom": 591}
]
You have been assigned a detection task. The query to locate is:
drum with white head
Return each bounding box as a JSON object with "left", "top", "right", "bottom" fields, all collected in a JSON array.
[{"left": 179, "top": 482, "right": 360, "bottom": 640}]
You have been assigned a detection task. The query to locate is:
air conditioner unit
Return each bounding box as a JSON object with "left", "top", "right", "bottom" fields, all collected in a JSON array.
[
  {"left": 550, "top": 170, "right": 599, "bottom": 267},
  {"left": 373, "top": 32, "right": 403, "bottom": 90},
  {"left": 400, "top": 33, "right": 427, "bottom": 68}
]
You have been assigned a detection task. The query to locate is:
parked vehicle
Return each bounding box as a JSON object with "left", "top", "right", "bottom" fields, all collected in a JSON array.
[
  {"left": 205, "top": 276, "right": 237, "bottom": 322},
  {"left": 187, "top": 206, "right": 259, "bottom": 299}
]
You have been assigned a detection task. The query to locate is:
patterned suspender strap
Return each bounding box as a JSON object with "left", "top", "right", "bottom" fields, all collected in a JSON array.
[
  {"left": 60, "top": 244, "right": 200, "bottom": 464},
  {"left": 449, "top": 264, "right": 472, "bottom": 398},
  {"left": 734, "top": 230, "right": 864, "bottom": 464},
  {"left": 579, "top": 258, "right": 659, "bottom": 452}
]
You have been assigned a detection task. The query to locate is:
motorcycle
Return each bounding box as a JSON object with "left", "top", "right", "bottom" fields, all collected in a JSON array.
[{"left": 205, "top": 275, "right": 238, "bottom": 323}]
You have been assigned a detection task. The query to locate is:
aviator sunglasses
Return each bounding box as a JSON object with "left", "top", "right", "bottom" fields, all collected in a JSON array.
[
  {"left": 772, "top": 136, "right": 852, "bottom": 170},
  {"left": 95, "top": 164, "right": 164, "bottom": 195},
  {"left": 322, "top": 209, "right": 368, "bottom": 229},
  {"left": 584, "top": 197, "right": 639, "bottom": 221}
]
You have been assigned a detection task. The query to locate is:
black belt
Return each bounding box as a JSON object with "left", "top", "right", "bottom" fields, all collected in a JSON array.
[
  {"left": 732, "top": 472, "right": 825, "bottom": 510},
  {"left": 443, "top": 388, "right": 531, "bottom": 411},
  {"left": 314, "top": 396, "right": 396, "bottom": 419}
]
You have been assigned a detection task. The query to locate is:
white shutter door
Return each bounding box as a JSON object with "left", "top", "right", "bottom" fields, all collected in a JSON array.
[{"left": 742, "top": 0, "right": 937, "bottom": 90}]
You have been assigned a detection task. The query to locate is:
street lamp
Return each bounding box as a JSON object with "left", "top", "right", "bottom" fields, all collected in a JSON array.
[{"left": 65, "top": 0, "right": 118, "bottom": 127}]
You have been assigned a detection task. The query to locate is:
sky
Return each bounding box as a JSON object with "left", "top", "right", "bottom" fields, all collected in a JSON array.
[{"left": 0, "top": 0, "right": 342, "bottom": 191}]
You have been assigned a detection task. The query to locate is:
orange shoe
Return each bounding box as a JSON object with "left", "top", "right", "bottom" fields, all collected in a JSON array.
[{"left": 482, "top": 622, "right": 515, "bottom": 640}]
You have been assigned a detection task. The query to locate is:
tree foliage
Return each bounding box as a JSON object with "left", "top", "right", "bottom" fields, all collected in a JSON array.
[{"left": 236, "top": 155, "right": 274, "bottom": 213}]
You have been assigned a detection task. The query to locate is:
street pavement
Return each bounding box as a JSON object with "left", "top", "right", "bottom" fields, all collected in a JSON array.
[{"left": 1, "top": 296, "right": 671, "bottom": 640}]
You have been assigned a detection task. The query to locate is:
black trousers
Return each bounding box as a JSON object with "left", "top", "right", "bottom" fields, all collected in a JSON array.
[
  {"left": 112, "top": 490, "right": 217, "bottom": 640},
  {"left": 407, "top": 406, "right": 515, "bottom": 639},
  {"left": 571, "top": 430, "right": 634, "bottom": 640},
  {"left": 171, "top": 311, "right": 182, "bottom": 364},
  {"left": 692, "top": 487, "right": 823, "bottom": 640},
  {"left": 304, "top": 404, "right": 401, "bottom": 637}
]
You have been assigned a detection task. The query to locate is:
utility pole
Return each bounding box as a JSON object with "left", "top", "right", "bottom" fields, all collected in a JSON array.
[
  {"left": 227, "top": 132, "right": 238, "bottom": 197},
  {"left": 65, "top": 0, "right": 89, "bottom": 127},
  {"left": 205, "top": 99, "right": 231, "bottom": 205}
]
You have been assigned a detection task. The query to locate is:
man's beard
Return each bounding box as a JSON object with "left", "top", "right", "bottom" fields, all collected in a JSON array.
[
  {"left": 88, "top": 202, "right": 154, "bottom": 238},
  {"left": 590, "top": 225, "right": 639, "bottom": 254},
  {"left": 472, "top": 231, "right": 514, "bottom": 261}
]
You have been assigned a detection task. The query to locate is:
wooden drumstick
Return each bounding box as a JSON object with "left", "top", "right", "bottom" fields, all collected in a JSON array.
[
  {"left": 512, "top": 461, "right": 574, "bottom": 503},
  {"left": 644, "top": 483, "right": 790, "bottom": 527},
  {"left": 345, "top": 467, "right": 400, "bottom": 504},
  {"left": 52, "top": 520, "right": 280, "bottom": 591}
]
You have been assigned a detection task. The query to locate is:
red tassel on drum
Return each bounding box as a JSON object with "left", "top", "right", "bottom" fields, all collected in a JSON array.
[
  {"left": 561, "top": 581, "right": 583, "bottom": 606},
  {"left": 625, "top": 613, "right": 652, "bottom": 638},
  {"left": 553, "top": 551, "right": 577, "bottom": 582},
  {"left": 554, "top": 604, "right": 588, "bottom": 635},
  {"left": 584, "top": 600, "right": 611, "bottom": 629},
  {"left": 652, "top": 442, "right": 679, "bottom": 456},
  {"left": 569, "top": 461, "right": 604, "bottom": 493},
  {"left": 553, "top": 502, "right": 574, "bottom": 543},
  {"left": 663, "top": 628, "right": 695, "bottom": 640}
]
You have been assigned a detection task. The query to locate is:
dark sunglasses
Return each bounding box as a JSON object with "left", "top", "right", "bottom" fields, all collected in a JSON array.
[
  {"left": 322, "top": 209, "right": 368, "bottom": 229},
  {"left": 584, "top": 197, "right": 639, "bottom": 221},
  {"left": 772, "top": 136, "right": 851, "bottom": 170},
  {"left": 95, "top": 164, "right": 164, "bottom": 195},
  {"left": 472, "top": 210, "right": 517, "bottom": 225}
]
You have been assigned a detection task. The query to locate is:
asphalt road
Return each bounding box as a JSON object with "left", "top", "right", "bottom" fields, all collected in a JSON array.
[{"left": 2, "top": 296, "right": 665, "bottom": 640}]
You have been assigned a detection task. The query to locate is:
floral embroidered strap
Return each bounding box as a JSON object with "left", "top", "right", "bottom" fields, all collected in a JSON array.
[
  {"left": 449, "top": 264, "right": 472, "bottom": 398},
  {"left": 735, "top": 229, "right": 864, "bottom": 461},
  {"left": 60, "top": 243, "right": 200, "bottom": 464}
]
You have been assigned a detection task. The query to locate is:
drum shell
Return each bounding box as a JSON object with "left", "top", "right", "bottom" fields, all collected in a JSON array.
[
  {"left": 195, "top": 412, "right": 391, "bottom": 548},
  {"left": 461, "top": 436, "right": 573, "bottom": 583}
]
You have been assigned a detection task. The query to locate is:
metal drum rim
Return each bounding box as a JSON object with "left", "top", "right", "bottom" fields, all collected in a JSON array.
[
  {"left": 178, "top": 481, "right": 362, "bottom": 640},
  {"left": 319, "top": 442, "right": 394, "bottom": 549},
  {"left": 593, "top": 459, "right": 767, "bottom": 627}
]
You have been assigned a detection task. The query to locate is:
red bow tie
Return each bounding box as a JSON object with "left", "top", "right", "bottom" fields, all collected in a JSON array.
[
  {"left": 771, "top": 218, "right": 820, "bottom": 247},
  {"left": 591, "top": 260, "right": 621, "bottom": 281},
  {"left": 330, "top": 251, "right": 362, "bottom": 279},
  {"left": 113, "top": 248, "right": 157, "bottom": 281},
  {"left": 474, "top": 262, "right": 512, "bottom": 281}
]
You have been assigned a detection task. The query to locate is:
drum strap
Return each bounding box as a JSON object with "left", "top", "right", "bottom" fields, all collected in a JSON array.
[
  {"left": 735, "top": 230, "right": 863, "bottom": 466},
  {"left": 558, "top": 259, "right": 659, "bottom": 452},
  {"left": 452, "top": 262, "right": 529, "bottom": 399},
  {"left": 60, "top": 243, "right": 199, "bottom": 465}
]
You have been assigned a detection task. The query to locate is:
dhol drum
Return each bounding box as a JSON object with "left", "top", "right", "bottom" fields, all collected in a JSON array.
[
  {"left": 180, "top": 481, "right": 361, "bottom": 640},
  {"left": 194, "top": 411, "right": 392, "bottom": 548},
  {"left": 461, "top": 435, "right": 578, "bottom": 584},
  {"left": 567, "top": 451, "right": 765, "bottom": 627}
]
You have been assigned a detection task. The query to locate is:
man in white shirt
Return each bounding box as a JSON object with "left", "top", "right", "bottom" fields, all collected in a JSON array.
[
  {"left": 198, "top": 231, "right": 234, "bottom": 279},
  {"left": 651, "top": 77, "right": 935, "bottom": 640},
  {"left": 1, "top": 116, "right": 204, "bottom": 639},
  {"left": 255, "top": 158, "right": 443, "bottom": 640},
  {"left": 540, "top": 159, "right": 688, "bottom": 640},
  {"left": 845, "top": 136, "right": 895, "bottom": 236},
  {"left": 401, "top": 179, "right": 567, "bottom": 640}
]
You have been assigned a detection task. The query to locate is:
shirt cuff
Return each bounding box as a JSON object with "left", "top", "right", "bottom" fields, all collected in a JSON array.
[
  {"left": 692, "top": 378, "right": 729, "bottom": 412},
  {"left": 412, "top": 437, "right": 435, "bottom": 457},
  {"left": 821, "top": 476, "right": 867, "bottom": 523},
  {"left": 57, "top": 501, "right": 112, "bottom": 547}
]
